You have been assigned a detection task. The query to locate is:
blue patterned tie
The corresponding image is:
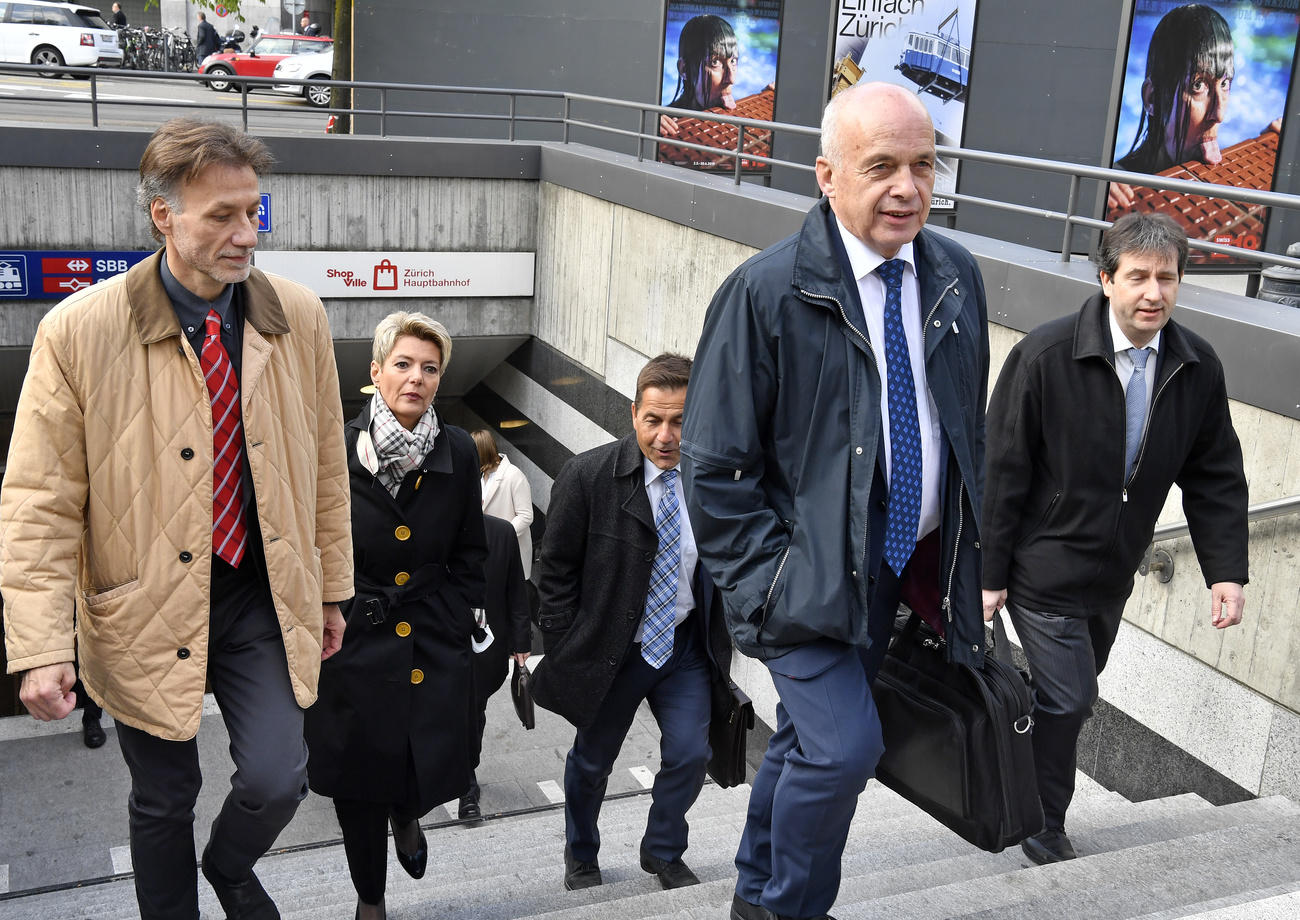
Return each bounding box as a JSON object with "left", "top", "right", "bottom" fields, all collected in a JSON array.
[
  {"left": 1124, "top": 347, "right": 1151, "bottom": 478},
  {"left": 878, "top": 259, "right": 922, "bottom": 574},
  {"left": 641, "top": 469, "right": 681, "bottom": 669}
]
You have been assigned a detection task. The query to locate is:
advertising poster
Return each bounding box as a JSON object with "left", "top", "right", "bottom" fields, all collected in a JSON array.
[
  {"left": 1107, "top": 1, "right": 1300, "bottom": 265},
  {"left": 828, "top": 1, "right": 979, "bottom": 209},
  {"left": 656, "top": 0, "right": 783, "bottom": 173}
]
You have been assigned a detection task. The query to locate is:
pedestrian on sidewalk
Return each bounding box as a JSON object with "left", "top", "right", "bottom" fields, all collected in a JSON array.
[
  {"left": 981, "top": 211, "right": 1248, "bottom": 866},
  {"left": 531, "top": 353, "right": 732, "bottom": 893},
  {"left": 304, "top": 312, "right": 488, "bottom": 920},
  {"left": 1, "top": 117, "right": 352, "bottom": 920}
]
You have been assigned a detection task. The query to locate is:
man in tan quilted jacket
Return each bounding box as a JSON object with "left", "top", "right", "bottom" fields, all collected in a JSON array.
[{"left": 0, "top": 118, "right": 353, "bottom": 920}]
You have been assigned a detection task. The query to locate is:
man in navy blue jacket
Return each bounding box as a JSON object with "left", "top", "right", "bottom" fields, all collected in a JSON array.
[{"left": 682, "top": 82, "right": 990, "bottom": 920}]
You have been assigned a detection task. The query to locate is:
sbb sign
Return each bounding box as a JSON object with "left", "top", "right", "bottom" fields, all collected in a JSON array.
[
  {"left": 0, "top": 250, "right": 154, "bottom": 300},
  {"left": 254, "top": 251, "right": 536, "bottom": 298}
]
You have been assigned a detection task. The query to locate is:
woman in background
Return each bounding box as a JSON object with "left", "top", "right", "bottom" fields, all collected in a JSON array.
[{"left": 473, "top": 429, "right": 534, "bottom": 579}]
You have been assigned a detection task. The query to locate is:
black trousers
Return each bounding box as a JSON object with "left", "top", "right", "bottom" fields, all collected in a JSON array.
[
  {"left": 1006, "top": 598, "right": 1126, "bottom": 831},
  {"left": 115, "top": 557, "right": 309, "bottom": 920},
  {"left": 333, "top": 797, "right": 422, "bottom": 904}
]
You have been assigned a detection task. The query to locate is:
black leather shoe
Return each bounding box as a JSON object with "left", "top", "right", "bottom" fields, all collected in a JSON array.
[
  {"left": 201, "top": 850, "right": 279, "bottom": 919},
  {"left": 563, "top": 845, "right": 602, "bottom": 890},
  {"left": 458, "top": 796, "right": 483, "bottom": 824},
  {"left": 389, "top": 817, "right": 427, "bottom": 879},
  {"left": 639, "top": 847, "right": 700, "bottom": 889},
  {"left": 82, "top": 716, "right": 106, "bottom": 749},
  {"left": 731, "top": 893, "right": 769, "bottom": 920},
  {"left": 1021, "top": 829, "right": 1077, "bottom": 865}
]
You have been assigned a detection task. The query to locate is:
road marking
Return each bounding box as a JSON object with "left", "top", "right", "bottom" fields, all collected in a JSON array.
[
  {"left": 538, "top": 780, "right": 565, "bottom": 804},
  {"left": 629, "top": 765, "right": 655, "bottom": 789},
  {"left": 110, "top": 845, "right": 133, "bottom": 875},
  {"left": 0, "top": 863, "right": 9, "bottom": 894}
]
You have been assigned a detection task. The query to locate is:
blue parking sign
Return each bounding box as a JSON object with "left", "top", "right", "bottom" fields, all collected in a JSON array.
[{"left": 258, "top": 193, "right": 271, "bottom": 233}]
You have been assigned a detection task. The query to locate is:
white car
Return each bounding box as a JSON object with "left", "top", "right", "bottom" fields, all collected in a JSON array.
[
  {"left": 272, "top": 47, "right": 333, "bottom": 107},
  {"left": 0, "top": 0, "right": 122, "bottom": 76}
]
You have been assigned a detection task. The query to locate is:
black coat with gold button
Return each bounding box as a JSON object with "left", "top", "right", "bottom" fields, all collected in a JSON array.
[{"left": 305, "top": 403, "right": 488, "bottom": 814}]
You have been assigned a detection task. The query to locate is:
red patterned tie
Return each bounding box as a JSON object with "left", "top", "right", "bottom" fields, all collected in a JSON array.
[{"left": 200, "top": 310, "right": 247, "bottom": 567}]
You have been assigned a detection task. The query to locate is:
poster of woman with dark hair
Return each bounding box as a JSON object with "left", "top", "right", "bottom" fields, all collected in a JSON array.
[
  {"left": 656, "top": 1, "right": 781, "bottom": 173},
  {"left": 1106, "top": 1, "right": 1298, "bottom": 264}
]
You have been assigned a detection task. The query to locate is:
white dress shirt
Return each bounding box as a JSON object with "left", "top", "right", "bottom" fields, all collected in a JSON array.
[
  {"left": 635, "top": 458, "right": 698, "bottom": 641},
  {"left": 836, "top": 216, "right": 942, "bottom": 541},
  {"left": 1108, "top": 308, "right": 1161, "bottom": 434}
]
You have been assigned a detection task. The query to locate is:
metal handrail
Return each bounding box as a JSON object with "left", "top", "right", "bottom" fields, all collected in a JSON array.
[
  {"left": 5, "top": 62, "right": 1300, "bottom": 272},
  {"left": 1139, "top": 495, "right": 1300, "bottom": 583},
  {"left": 1153, "top": 495, "right": 1300, "bottom": 545}
]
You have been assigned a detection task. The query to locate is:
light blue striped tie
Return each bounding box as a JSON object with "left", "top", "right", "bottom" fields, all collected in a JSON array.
[
  {"left": 1124, "top": 347, "right": 1151, "bottom": 478},
  {"left": 641, "top": 469, "right": 681, "bottom": 669}
]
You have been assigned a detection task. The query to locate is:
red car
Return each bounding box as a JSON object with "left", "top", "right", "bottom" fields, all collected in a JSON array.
[{"left": 200, "top": 33, "right": 332, "bottom": 93}]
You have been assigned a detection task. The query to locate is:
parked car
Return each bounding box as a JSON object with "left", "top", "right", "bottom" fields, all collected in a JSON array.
[
  {"left": 272, "top": 47, "right": 334, "bottom": 107},
  {"left": 199, "top": 32, "right": 330, "bottom": 93},
  {"left": 0, "top": 0, "right": 123, "bottom": 76}
]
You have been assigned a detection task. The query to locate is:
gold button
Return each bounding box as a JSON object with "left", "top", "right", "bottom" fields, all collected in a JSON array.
[
  {"left": 395, "top": 621, "right": 411, "bottom": 637},
  {"left": 394, "top": 571, "right": 410, "bottom": 586},
  {"left": 394, "top": 525, "right": 411, "bottom": 541},
  {"left": 410, "top": 668, "right": 424, "bottom": 685}
]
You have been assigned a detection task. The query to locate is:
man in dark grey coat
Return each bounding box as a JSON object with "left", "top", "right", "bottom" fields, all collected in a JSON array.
[
  {"left": 982, "top": 212, "right": 1248, "bottom": 866},
  {"left": 532, "top": 353, "right": 731, "bottom": 893}
]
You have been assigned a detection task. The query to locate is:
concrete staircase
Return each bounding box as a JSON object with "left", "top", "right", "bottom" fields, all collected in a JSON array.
[{"left": 7, "top": 774, "right": 1299, "bottom": 920}]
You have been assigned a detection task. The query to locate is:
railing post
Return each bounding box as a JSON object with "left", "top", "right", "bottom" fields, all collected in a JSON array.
[
  {"left": 90, "top": 73, "right": 98, "bottom": 128},
  {"left": 508, "top": 94, "right": 516, "bottom": 142},
  {"left": 380, "top": 88, "right": 388, "bottom": 137},
  {"left": 733, "top": 123, "right": 745, "bottom": 185},
  {"left": 1060, "top": 173, "right": 1080, "bottom": 263},
  {"left": 562, "top": 95, "right": 570, "bottom": 144},
  {"left": 240, "top": 80, "right": 249, "bottom": 132},
  {"left": 638, "top": 108, "right": 646, "bottom": 162}
]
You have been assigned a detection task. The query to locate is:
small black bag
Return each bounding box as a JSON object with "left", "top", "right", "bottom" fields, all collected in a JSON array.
[
  {"left": 707, "top": 680, "right": 754, "bottom": 788},
  {"left": 872, "top": 612, "right": 1043, "bottom": 852},
  {"left": 511, "top": 660, "right": 536, "bottom": 730}
]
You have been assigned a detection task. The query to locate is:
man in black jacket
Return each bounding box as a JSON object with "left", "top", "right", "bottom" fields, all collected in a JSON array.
[
  {"left": 531, "top": 353, "right": 732, "bottom": 893},
  {"left": 982, "top": 212, "right": 1248, "bottom": 866}
]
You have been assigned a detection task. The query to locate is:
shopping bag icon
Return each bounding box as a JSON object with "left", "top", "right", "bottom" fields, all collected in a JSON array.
[{"left": 373, "top": 259, "right": 398, "bottom": 291}]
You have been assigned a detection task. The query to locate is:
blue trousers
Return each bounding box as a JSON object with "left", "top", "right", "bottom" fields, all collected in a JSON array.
[
  {"left": 735, "top": 641, "right": 885, "bottom": 918},
  {"left": 564, "top": 617, "right": 712, "bottom": 863}
]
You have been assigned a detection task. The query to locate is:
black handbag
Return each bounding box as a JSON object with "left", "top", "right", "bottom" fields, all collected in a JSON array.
[
  {"left": 706, "top": 679, "right": 754, "bottom": 788},
  {"left": 511, "top": 660, "right": 536, "bottom": 730},
  {"left": 872, "top": 611, "right": 1043, "bottom": 852}
]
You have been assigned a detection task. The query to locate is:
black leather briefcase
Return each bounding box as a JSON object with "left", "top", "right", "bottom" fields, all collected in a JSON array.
[
  {"left": 707, "top": 679, "right": 754, "bottom": 788},
  {"left": 873, "top": 612, "right": 1043, "bottom": 852}
]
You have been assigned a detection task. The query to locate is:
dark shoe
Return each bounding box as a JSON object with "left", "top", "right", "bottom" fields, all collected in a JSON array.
[
  {"left": 458, "top": 796, "right": 483, "bottom": 824},
  {"left": 82, "top": 716, "right": 106, "bottom": 749},
  {"left": 201, "top": 849, "right": 279, "bottom": 919},
  {"left": 731, "top": 895, "right": 769, "bottom": 920},
  {"left": 639, "top": 847, "right": 700, "bottom": 889},
  {"left": 1021, "top": 829, "right": 1077, "bottom": 865},
  {"left": 354, "top": 897, "right": 385, "bottom": 920},
  {"left": 563, "top": 845, "right": 602, "bottom": 890},
  {"left": 389, "top": 817, "right": 427, "bottom": 879}
]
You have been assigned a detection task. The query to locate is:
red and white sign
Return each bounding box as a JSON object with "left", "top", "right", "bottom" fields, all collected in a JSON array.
[{"left": 253, "top": 251, "right": 535, "bottom": 299}]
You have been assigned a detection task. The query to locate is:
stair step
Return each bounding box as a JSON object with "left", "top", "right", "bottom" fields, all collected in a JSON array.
[{"left": 1125, "top": 881, "right": 1300, "bottom": 920}]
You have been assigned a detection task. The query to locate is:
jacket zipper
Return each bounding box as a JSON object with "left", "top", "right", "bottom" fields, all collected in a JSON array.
[
  {"left": 1120, "top": 362, "right": 1184, "bottom": 502},
  {"left": 800, "top": 286, "right": 878, "bottom": 572},
  {"left": 761, "top": 538, "right": 792, "bottom": 628},
  {"left": 941, "top": 479, "right": 964, "bottom": 625}
]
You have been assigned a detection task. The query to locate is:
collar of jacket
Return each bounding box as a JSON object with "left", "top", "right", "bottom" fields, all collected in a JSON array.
[
  {"left": 790, "top": 198, "right": 961, "bottom": 327},
  {"left": 346, "top": 400, "right": 455, "bottom": 476},
  {"left": 1072, "top": 290, "right": 1200, "bottom": 378},
  {"left": 125, "top": 249, "right": 291, "bottom": 345}
]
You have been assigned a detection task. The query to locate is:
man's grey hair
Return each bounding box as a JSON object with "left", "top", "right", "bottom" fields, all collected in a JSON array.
[{"left": 1096, "top": 212, "right": 1189, "bottom": 280}]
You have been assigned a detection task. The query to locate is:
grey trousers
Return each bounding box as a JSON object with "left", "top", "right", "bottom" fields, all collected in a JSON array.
[
  {"left": 116, "top": 556, "right": 309, "bottom": 920},
  {"left": 1006, "top": 598, "right": 1126, "bottom": 831}
]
